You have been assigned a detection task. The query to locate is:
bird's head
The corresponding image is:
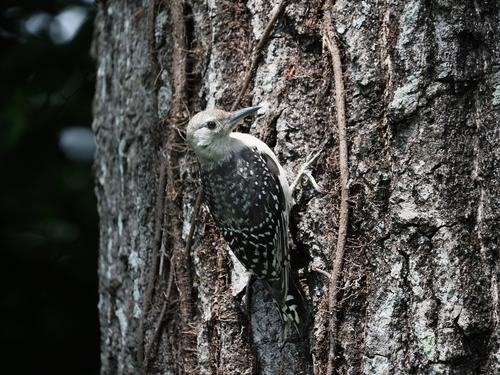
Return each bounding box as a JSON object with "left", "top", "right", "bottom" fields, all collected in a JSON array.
[{"left": 186, "top": 106, "right": 260, "bottom": 162}]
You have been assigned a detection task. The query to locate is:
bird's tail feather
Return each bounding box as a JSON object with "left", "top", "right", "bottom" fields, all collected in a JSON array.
[{"left": 269, "top": 276, "right": 308, "bottom": 337}]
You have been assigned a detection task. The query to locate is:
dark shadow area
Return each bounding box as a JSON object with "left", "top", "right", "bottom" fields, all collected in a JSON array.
[{"left": 0, "top": 1, "right": 99, "bottom": 374}]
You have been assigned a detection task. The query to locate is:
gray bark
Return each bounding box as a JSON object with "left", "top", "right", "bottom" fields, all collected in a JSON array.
[{"left": 93, "top": 0, "right": 499, "bottom": 374}]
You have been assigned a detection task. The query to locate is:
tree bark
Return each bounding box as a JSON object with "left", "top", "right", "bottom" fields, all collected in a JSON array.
[{"left": 93, "top": 0, "right": 499, "bottom": 374}]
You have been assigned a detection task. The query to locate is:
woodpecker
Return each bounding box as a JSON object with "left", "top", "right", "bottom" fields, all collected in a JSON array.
[{"left": 186, "top": 106, "right": 306, "bottom": 335}]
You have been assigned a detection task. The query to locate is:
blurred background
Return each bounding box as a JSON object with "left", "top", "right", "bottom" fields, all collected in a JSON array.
[{"left": 1, "top": 1, "right": 99, "bottom": 374}]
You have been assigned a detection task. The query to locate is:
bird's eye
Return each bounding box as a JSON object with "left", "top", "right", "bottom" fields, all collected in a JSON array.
[{"left": 206, "top": 121, "right": 217, "bottom": 130}]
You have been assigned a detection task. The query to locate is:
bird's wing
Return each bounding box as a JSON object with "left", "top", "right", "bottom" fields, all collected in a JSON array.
[
  {"left": 256, "top": 150, "right": 290, "bottom": 303},
  {"left": 200, "top": 135, "right": 291, "bottom": 302},
  {"left": 230, "top": 132, "right": 291, "bottom": 214}
]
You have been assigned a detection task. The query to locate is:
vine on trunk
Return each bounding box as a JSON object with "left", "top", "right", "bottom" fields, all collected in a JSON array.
[
  {"left": 140, "top": 0, "right": 195, "bottom": 373},
  {"left": 323, "top": 1, "right": 350, "bottom": 373}
]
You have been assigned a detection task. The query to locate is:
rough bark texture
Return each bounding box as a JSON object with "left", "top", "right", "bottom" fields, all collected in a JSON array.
[{"left": 93, "top": 0, "right": 499, "bottom": 374}]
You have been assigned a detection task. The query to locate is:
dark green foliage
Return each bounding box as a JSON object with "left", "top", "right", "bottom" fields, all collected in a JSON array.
[{"left": 0, "top": 1, "right": 98, "bottom": 374}]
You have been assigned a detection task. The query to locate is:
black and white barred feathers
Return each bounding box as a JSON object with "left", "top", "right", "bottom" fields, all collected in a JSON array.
[{"left": 186, "top": 107, "right": 306, "bottom": 335}]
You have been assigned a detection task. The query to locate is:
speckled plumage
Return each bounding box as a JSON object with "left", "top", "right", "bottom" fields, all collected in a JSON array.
[
  {"left": 187, "top": 107, "right": 305, "bottom": 333},
  {"left": 201, "top": 146, "right": 289, "bottom": 281}
]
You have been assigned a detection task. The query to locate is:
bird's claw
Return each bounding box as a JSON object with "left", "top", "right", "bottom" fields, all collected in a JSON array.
[{"left": 290, "top": 148, "right": 323, "bottom": 194}]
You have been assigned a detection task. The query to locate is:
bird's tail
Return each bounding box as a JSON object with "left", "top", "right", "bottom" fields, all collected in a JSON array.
[{"left": 269, "top": 276, "right": 308, "bottom": 337}]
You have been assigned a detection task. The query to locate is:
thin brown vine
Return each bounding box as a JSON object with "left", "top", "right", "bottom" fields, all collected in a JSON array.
[
  {"left": 323, "top": 1, "right": 350, "bottom": 373},
  {"left": 230, "top": 0, "right": 289, "bottom": 112}
]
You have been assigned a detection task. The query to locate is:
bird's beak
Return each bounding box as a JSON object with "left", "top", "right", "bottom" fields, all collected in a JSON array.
[{"left": 223, "top": 106, "right": 260, "bottom": 134}]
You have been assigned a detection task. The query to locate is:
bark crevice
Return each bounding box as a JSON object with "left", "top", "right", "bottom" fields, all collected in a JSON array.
[{"left": 93, "top": 1, "right": 500, "bottom": 374}]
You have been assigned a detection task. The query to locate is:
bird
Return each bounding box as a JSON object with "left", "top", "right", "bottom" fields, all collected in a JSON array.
[{"left": 186, "top": 105, "right": 306, "bottom": 335}]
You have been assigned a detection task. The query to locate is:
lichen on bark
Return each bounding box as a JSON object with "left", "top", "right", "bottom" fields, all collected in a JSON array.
[{"left": 93, "top": 0, "right": 499, "bottom": 374}]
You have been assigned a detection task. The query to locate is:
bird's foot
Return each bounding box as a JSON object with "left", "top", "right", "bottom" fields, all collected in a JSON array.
[{"left": 290, "top": 148, "right": 324, "bottom": 195}]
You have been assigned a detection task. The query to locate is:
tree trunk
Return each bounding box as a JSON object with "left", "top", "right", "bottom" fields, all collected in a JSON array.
[{"left": 92, "top": 0, "right": 499, "bottom": 374}]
